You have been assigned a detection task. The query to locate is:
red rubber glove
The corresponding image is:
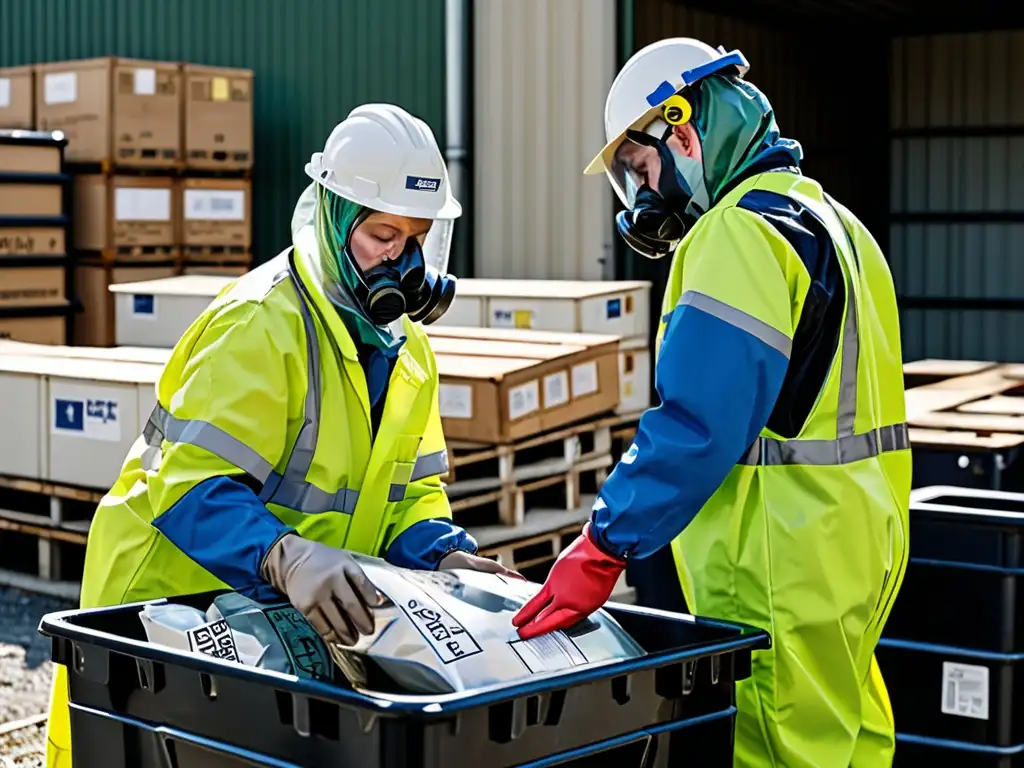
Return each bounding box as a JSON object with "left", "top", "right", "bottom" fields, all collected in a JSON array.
[{"left": 512, "top": 523, "right": 626, "bottom": 640}]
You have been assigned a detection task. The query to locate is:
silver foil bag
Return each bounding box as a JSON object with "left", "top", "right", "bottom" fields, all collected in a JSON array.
[{"left": 330, "top": 554, "right": 646, "bottom": 695}]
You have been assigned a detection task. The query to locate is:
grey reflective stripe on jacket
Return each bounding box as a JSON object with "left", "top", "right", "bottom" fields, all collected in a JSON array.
[
  {"left": 737, "top": 202, "right": 909, "bottom": 467},
  {"left": 143, "top": 264, "right": 449, "bottom": 514}
]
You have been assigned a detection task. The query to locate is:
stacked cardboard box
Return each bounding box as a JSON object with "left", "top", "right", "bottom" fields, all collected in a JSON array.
[
  {"left": 0, "top": 130, "right": 72, "bottom": 345},
  {"left": 0, "top": 65, "right": 35, "bottom": 129},
  {"left": 435, "top": 279, "right": 653, "bottom": 414},
  {"left": 21, "top": 56, "right": 255, "bottom": 344}
]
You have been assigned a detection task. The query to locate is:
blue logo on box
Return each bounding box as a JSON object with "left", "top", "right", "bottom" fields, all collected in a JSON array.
[
  {"left": 87, "top": 399, "right": 118, "bottom": 424},
  {"left": 606, "top": 297, "right": 622, "bottom": 319},
  {"left": 133, "top": 294, "right": 155, "bottom": 315},
  {"left": 405, "top": 175, "right": 440, "bottom": 192},
  {"left": 55, "top": 399, "right": 84, "bottom": 432}
]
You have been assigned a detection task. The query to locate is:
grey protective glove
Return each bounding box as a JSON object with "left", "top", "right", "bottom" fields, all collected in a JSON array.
[
  {"left": 438, "top": 550, "right": 526, "bottom": 580},
  {"left": 262, "top": 534, "right": 380, "bottom": 645}
]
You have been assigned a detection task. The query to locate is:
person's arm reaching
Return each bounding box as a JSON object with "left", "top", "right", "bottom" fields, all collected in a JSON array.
[{"left": 514, "top": 207, "right": 803, "bottom": 639}]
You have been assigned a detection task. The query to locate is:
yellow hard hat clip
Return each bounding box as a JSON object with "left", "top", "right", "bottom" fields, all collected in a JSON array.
[{"left": 662, "top": 94, "right": 692, "bottom": 126}]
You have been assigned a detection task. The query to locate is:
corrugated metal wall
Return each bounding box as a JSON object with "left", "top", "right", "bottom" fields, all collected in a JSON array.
[
  {"left": 890, "top": 31, "right": 1024, "bottom": 362},
  {"left": 0, "top": 0, "right": 449, "bottom": 268},
  {"left": 472, "top": 0, "right": 617, "bottom": 280}
]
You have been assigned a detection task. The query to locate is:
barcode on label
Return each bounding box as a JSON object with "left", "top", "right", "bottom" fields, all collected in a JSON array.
[
  {"left": 509, "top": 631, "right": 587, "bottom": 674},
  {"left": 940, "top": 661, "right": 989, "bottom": 720},
  {"left": 187, "top": 619, "right": 240, "bottom": 662}
]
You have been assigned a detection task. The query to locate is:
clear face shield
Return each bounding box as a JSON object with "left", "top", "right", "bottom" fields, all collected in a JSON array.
[{"left": 599, "top": 93, "right": 707, "bottom": 260}]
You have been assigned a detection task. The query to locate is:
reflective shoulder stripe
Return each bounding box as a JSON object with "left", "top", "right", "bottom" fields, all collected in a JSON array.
[
  {"left": 410, "top": 449, "right": 449, "bottom": 482},
  {"left": 738, "top": 422, "right": 909, "bottom": 467},
  {"left": 678, "top": 290, "right": 792, "bottom": 359},
  {"left": 144, "top": 405, "right": 275, "bottom": 483},
  {"left": 258, "top": 259, "right": 323, "bottom": 507},
  {"left": 827, "top": 200, "right": 860, "bottom": 438}
]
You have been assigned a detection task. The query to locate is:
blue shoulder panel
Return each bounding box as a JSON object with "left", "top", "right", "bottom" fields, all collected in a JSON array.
[
  {"left": 153, "top": 475, "right": 294, "bottom": 603},
  {"left": 737, "top": 189, "right": 846, "bottom": 439}
]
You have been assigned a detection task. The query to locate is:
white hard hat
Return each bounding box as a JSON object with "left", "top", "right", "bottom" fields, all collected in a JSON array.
[
  {"left": 305, "top": 103, "right": 461, "bottom": 277},
  {"left": 585, "top": 38, "right": 749, "bottom": 207},
  {"left": 306, "top": 103, "right": 462, "bottom": 221}
]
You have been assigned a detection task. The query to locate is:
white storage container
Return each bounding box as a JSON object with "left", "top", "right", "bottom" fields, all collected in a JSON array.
[
  {"left": 109, "top": 274, "right": 234, "bottom": 348},
  {"left": 436, "top": 279, "right": 652, "bottom": 339},
  {"left": 0, "top": 339, "right": 172, "bottom": 365},
  {"left": 0, "top": 355, "right": 162, "bottom": 489},
  {"left": 0, "top": 359, "right": 46, "bottom": 480}
]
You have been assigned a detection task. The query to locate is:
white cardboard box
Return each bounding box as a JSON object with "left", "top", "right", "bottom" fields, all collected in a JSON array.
[
  {"left": 0, "top": 355, "right": 162, "bottom": 488},
  {"left": 435, "top": 279, "right": 652, "bottom": 339},
  {"left": 109, "top": 274, "right": 234, "bottom": 348},
  {"left": 0, "top": 360, "right": 45, "bottom": 479}
]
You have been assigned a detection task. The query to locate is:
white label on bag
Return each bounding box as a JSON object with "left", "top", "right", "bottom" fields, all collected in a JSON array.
[
  {"left": 0, "top": 79, "right": 10, "bottom": 109},
  {"left": 508, "top": 380, "right": 539, "bottom": 421},
  {"left": 185, "top": 189, "right": 246, "bottom": 221},
  {"left": 44, "top": 72, "right": 77, "bottom": 104},
  {"left": 115, "top": 188, "right": 171, "bottom": 221},
  {"left": 134, "top": 68, "right": 156, "bottom": 95},
  {"left": 439, "top": 384, "right": 473, "bottom": 419},
  {"left": 543, "top": 371, "right": 569, "bottom": 409},
  {"left": 941, "top": 661, "right": 989, "bottom": 720},
  {"left": 509, "top": 632, "right": 587, "bottom": 674},
  {"left": 571, "top": 361, "right": 599, "bottom": 397}
]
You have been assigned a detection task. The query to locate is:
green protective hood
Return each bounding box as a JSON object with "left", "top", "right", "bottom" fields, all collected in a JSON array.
[
  {"left": 291, "top": 182, "right": 401, "bottom": 352},
  {"left": 691, "top": 74, "right": 804, "bottom": 205}
]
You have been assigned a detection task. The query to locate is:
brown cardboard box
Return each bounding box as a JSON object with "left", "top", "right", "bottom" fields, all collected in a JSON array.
[
  {"left": 35, "top": 57, "right": 181, "bottom": 166},
  {"left": 182, "top": 264, "right": 249, "bottom": 276},
  {"left": 434, "top": 337, "right": 620, "bottom": 444},
  {"left": 0, "top": 266, "right": 66, "bottom": 308},
  {"left": 0, "top": 184, "right": 62, "bottom": 217},
  {"left": 183, "top": 65, "right": 253, "bottom": 171},
  {"left": 0, "top": 136, "right": 63, "bottom": 175},
  {"left": 73, "top": 174, "right": 177, "bottom": 251},
  {"left": 0, "top": 226, "right": 66, "bottom": 257},
  {"left": 0, "top": 316, "right": 66, "bottom": 344},
  {"left": 0, "top": 66, "right": 34, "bottom": 129},
  {"left": 74, "top": 264, "right": 178, "bottom": 346},
  {"left": 178, "top": 177, "right": 252, "bottom": 248}
]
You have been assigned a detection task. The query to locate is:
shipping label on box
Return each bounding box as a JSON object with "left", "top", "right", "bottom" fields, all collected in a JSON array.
[
  {"left": 131, "top": 294, "right": 158, "bottom": 320},
  {"left": 0, "top": 78, "right": 10, "bottom": 109},
  {"left": 115, "top": 187, "right": 171, "bottom": 221},
  {"left": 185, "top": 189, "right": 246, "bottom": 221},
  {"left": 492, "top": 307, "right": 535, "bottom": 329},
  {"left": 44, "top": 72, "right": 77, "bottom": 105},
  {"left": 508, "top": 380, "right": 540, "bottom": 421},
  {"left": 439, "top": 383, "right": 473, "bottom": 419},
  {"left": 52, "top": 393, "right": 121, "bottom": 441}
]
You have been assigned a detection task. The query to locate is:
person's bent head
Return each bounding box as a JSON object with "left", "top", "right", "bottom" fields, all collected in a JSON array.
[
  {"left": 586, "top": 38, "right": 803, "bottom": 260},
  {"left": 294, "top": 104, "right": 461, "bottom": 339}
]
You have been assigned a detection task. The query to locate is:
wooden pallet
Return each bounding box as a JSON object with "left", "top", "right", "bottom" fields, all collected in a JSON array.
[
  {"left": 0, "top": 475, "right": 98, "bottom": 595},
  {"left": 444, "top": 414, "right": 637, "bottom": 527},
  {"left": 76, "top": 246, "right": 180, "bottom": 265}
]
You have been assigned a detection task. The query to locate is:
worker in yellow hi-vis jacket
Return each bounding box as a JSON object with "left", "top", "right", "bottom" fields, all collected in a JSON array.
[
  {"left": 513, "top": 38, "right": 911, "bottom": 768},
  {"left": 46, "top": 104, "right": 517, "bottom": 766}
]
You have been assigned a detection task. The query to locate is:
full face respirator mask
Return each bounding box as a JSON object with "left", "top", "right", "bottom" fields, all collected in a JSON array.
[
  {"left": 354, "top": 235, "right": 457, "bottom": 326},
  {"left": 608, "top": 93, "right": 710, "bottom": 260}
]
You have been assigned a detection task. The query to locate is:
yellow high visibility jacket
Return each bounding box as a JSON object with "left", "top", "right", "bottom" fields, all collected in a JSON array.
[
  {"left": 659, "top": 172, "right": 910, "bottom": 767},
  {"left": 46, "top": 224, "right": 460, "bottom": 765}
]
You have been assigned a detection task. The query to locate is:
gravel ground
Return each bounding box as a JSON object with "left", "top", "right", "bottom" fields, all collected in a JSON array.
[{"left": 0, "top": 587, "right": 75, "bottom": 766}]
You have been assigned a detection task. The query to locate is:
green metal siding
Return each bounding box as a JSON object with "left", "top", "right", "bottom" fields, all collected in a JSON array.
[{"left": 0, "top": 0, "right": 449, "bottom": 267}]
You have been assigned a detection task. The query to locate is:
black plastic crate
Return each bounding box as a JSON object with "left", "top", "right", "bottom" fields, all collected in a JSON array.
[
  {"left": 876, "top": 638, "right": 1023, "bottom": 748},
  {"left": 894, "top": 733, "right": 1024, "bottom": 767},
  {"left": 67, "top": 699, "right": 741, "bottom": 767},
  {"left": 911, "top": 445, "right": 1024, "bottom": 491},
  {"left": 883, "top": 486, "right": 1024, "bottom": 653},
  {"left": 39, "top": 590, "right": 770, "bottom": 768}
]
